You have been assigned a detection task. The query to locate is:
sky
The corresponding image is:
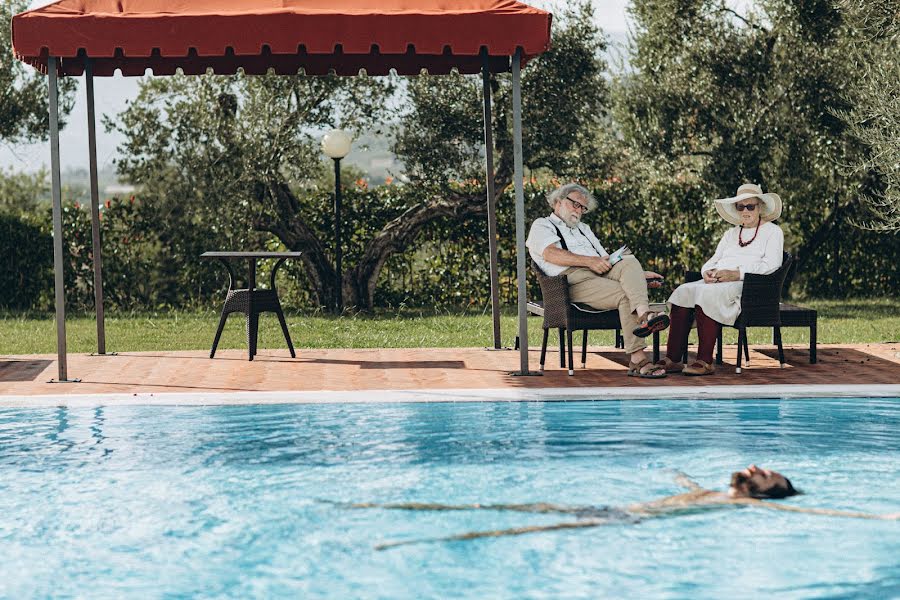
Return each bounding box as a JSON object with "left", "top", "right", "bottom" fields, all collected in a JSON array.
[{"left": 0, "top": 0, "right": 631, "bottom": 175}]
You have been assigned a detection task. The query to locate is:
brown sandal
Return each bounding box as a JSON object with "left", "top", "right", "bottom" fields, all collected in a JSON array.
[
  {"left": 682, "top": 360, "right": 715, "bottom": 376},
  {"left": 627, "top": 357, "right": 667, "bottom": 379},
  {"left": 654, "top": 356, "right": 684, "bottom": 373}
]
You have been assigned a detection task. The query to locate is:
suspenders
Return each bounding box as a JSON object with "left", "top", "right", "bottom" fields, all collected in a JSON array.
[{"left": 548, "top": 220, "right": 603, "bottom": 257}]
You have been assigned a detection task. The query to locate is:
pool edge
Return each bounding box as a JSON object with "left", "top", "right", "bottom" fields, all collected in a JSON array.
[{"left": 1, "top": 384, "right": 899, "bottom": 407}]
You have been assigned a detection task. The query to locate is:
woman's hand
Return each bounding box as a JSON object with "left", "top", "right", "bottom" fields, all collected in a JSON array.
[
  {"left": 716, "top": 269, "right": 741, "bottom": 282},
  {"left": 703, "top": 269, "right": 718, "bottom": 284}
]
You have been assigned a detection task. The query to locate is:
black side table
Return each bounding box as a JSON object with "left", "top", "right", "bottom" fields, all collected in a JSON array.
[{"left": 201, "top": 251, "right": 302, "bottom": 360}]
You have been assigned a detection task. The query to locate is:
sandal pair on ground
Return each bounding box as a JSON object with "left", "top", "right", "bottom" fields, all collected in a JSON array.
[{"left": 627, "top": 357, "right": 716, "bottom": 379}]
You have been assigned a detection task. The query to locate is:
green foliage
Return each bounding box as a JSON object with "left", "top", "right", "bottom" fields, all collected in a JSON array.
[
  {"left": 0, "top": 212, "right": 52, "bottom": 309},
  {"left": 1, "top": 0, "right": 77, "bottom": 143},
  {"left": 394, "top": 3, "right": 612, "bottom": 184},
  {"left": 614, "top": 0, "right": 899, "bottom": 297},
  {"left": 835, "top": 0, "right": 900, "bottom": 231},
  {"left": 0, "top": 167, "right": 47, "bottom": 215}
]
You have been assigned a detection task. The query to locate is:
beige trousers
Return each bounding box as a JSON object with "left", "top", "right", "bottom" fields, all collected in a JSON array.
[{"left": 564, "top": 255, "right": 650, "bottom": 354}]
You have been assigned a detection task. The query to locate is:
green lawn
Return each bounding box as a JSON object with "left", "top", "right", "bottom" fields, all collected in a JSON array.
[{"left": 1, "top": 299, "right": 897, "bottom": 355}]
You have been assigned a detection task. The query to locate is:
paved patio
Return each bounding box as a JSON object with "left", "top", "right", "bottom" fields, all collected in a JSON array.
[{"left": 1, "top": 342, "right": 898, "bottom": 405}]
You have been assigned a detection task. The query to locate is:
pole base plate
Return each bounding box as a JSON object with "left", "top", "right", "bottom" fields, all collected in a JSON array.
[{"left": 48, "top": 378, "right": 82, "bottom": 383}]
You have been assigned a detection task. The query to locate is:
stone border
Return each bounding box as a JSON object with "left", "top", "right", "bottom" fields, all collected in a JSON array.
[{"left": 1, "top": 384, "right": 898, "bottom": 407}]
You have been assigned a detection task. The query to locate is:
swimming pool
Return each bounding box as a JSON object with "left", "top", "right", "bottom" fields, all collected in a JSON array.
[{"left": 1, "top": 398, "right": 898, "bottom": 598}]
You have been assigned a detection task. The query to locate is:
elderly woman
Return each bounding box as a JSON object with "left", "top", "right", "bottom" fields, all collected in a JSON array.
[{"left": 655, "top": 183, "right": 784, "bottom": 376}]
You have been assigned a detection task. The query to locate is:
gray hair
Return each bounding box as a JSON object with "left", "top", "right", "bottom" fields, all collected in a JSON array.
[{"left": 547, "top": 183, "right": 597, "bottom": 212}]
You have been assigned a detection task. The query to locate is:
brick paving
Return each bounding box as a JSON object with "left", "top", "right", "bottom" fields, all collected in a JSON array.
[{"left": 0, "top": 343, "right": 897, "bottom": 400}]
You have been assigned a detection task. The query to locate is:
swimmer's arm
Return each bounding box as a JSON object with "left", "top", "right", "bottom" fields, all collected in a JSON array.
[
  {"left": 673, "top": 471, "right": 703, "bottom": 491},
  {"left": 375, "top": 518, "right": 616, "bottom": 551},
  {"left": 750, "top": 501, "right": 900, "bottom": 520}
]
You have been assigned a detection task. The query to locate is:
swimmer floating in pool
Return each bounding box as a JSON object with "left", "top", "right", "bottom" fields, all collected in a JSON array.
[{"left": 330, "top": 465, "right": 900, "bottom": 550}]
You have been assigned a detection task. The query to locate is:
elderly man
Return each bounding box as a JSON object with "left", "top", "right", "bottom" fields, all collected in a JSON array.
[{"left": 525, "top": 183, "right": 669, "bottom": 378}]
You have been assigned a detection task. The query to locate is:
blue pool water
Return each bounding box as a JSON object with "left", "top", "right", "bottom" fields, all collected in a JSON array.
[{"left": 1, "top": 398, "right": 898, "bottom": 599}]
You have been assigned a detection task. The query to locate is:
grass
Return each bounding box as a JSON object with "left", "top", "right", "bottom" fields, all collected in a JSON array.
[{"left": 1, "top": 298, "right": 897, "bottom": 355}]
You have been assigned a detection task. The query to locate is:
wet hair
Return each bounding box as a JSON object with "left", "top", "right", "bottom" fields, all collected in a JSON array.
[
  {"left": 734, "top": 471, "right": 800, "bottom": 499},
  {"left": 547, "top": 183, "right": 598, "bottom": 212},
  {"left": 754, "top": 477, "right": 799, "bottom": 499}
]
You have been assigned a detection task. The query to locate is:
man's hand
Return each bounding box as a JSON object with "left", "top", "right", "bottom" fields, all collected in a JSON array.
[
  {"left": 587, "top": 256, "right": 612, "bottom": 275},
  {"left": 644, "top": 271, "right": 664, "bottom": 288}
]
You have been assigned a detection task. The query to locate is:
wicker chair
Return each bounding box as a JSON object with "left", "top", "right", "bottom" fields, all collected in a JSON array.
[
  {"left": 531, "top": 261, "right": 659, "bottom": 375},
  {"left": 683, "top": 252, "right": 793, "bottom": 374}
]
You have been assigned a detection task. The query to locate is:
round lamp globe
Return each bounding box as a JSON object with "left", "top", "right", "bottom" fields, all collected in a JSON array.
[{"left": 322, "top": 129, "right": 352, "bottom": 159}]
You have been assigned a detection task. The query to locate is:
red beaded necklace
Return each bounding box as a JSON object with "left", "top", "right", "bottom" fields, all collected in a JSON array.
[{"left": 738, "top": 222, "right": 761, "bottom": 247}]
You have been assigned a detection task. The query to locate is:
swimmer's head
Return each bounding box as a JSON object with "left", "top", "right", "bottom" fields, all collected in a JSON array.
[{"left": 729, "top": 465, "right": 799, "bottom": 499}]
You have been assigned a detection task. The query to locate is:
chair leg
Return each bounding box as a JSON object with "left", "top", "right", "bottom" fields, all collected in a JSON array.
[
  {"left": 567, "top": 327, "right": 575, "bottom": 376},
  {"left": 275, "top": 305, "right": 296, "bottom": 358},
  {"left": 615, "top": 328, "right": 623, "bottom": 349},
  {"left": 810, "top": 322, "right": 817, "bottom": 364},
  {"left": 735, "top": 328, "right": 745, "bottom": 374},
  {"left": 559, "top": 328, "right": 566, "bottom": 368},
  {"left": 540, "top": 328, "right": 549, "bottom": 372},
  {"left": 774, "top": 326, "right": 786, "bottom": 367},
  {"left": 248, "top": 312, "right": 260, "bottom": 361},
  {"left": 652, "top": 331, "right": 660, "bottom": 364},
  {"left": 744, "top": 332, "right": 750, "bottom": 365},
  {"left": 716, "top": 329, "right": 724, "bottom": 365},
  {"left": 210, "top": 310, "right": 230, "bottom": 359},
  {"left": 581, "top": 330, "right": 588, "bottom": 368}
]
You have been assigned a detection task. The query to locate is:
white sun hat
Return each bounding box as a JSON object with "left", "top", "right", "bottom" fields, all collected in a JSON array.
[{"left": 715, "top": 183, "right": 783, "bottom": 226}]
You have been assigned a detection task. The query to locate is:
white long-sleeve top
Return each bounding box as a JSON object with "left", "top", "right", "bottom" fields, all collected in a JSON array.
[{"left": 701, "top": 221, "right": 784, "bottom": 279}]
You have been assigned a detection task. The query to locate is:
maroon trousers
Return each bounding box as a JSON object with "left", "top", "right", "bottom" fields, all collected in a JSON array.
[{"left": 665, "top": 305, "right": 722, "bottom": 364}]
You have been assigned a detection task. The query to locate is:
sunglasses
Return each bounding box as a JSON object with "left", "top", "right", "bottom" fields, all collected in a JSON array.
[
  {"left": 565, "top": 195, "right": 589, "bottom": 212},
  {"left": 735, "top": 203, "right": 758, "bottom": 212}
]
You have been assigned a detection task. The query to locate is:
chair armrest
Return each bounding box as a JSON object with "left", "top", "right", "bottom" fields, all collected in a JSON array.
[{"left": 685, "top": 270, "right": 702, "bottom": 284}]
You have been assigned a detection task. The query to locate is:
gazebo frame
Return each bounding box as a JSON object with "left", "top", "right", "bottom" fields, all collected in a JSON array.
[{"left": 13, "top": 1, "right": 551, "bottom": 381}]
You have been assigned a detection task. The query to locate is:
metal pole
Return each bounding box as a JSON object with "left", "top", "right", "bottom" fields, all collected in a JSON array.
[
  {"left": 48, "top": 57, "right": 75, "bottom": 382},
  {"left": 86, "top": 59, "right": 107, "bottom": 355},
  {"left": 511, "top": 48, "right": 534, "bottom": 375},
  {"left": 482, "top": 52, "right": 502, "bottom": 350},
  {"left": 334, "top": 158, "right": 343, "bottom": 313}
]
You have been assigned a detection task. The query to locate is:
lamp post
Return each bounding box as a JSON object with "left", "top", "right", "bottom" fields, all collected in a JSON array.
[{"left": 321, "top": 129, "right": 352, "bottom": 312}]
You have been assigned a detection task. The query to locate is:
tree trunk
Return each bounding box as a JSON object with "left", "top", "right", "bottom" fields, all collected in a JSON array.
[{"left": 252, "top": 176, "right": 511, "bottom": 311}]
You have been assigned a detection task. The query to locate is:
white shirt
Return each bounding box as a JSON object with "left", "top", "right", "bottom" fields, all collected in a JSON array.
[
  {"left": 701, "top": 221, "right": 784, "bottom": 279},
  {"left": 526, "top": 213, "right": 608, "bottom": 276}
]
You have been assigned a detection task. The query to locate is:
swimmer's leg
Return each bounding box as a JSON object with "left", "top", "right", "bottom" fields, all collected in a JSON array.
[{"left": 375, "top": 518, "right": 631, "bottom": 551}]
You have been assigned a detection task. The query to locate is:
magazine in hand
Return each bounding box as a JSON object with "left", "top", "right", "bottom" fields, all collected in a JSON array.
[{"left": 608, "top": 245, "right": 631, "bottom": 265}]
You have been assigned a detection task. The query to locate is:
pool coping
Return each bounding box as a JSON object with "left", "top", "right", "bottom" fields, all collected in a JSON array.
[{"left": 1, "top": 383, "right": 899, "bottom": 407}]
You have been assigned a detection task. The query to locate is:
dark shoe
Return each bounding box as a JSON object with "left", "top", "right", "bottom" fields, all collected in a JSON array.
[{"left": 633, "top": 312, "right": 670, "bottom": 338}]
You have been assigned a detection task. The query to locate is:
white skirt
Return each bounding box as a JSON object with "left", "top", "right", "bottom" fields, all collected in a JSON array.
[{"left": 666, "top": 280, "right": 744, "bottom": 326}]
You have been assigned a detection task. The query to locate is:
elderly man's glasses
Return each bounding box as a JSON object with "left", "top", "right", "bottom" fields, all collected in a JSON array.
[
  {"left": 565, "top": 195, "right": 589, "bottom": 212},
  {"left": 735, "top": 203, "right": 758, "bottom": 212}
]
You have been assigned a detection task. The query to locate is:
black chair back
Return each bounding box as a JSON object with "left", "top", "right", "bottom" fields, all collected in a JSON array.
[{"left": 737, "top": 251, "right": 793, "bottom": 326}]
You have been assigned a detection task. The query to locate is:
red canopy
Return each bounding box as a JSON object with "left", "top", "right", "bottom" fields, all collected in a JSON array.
[{"left": 12, "top": 0, "right": 551, "bottom": 77}]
